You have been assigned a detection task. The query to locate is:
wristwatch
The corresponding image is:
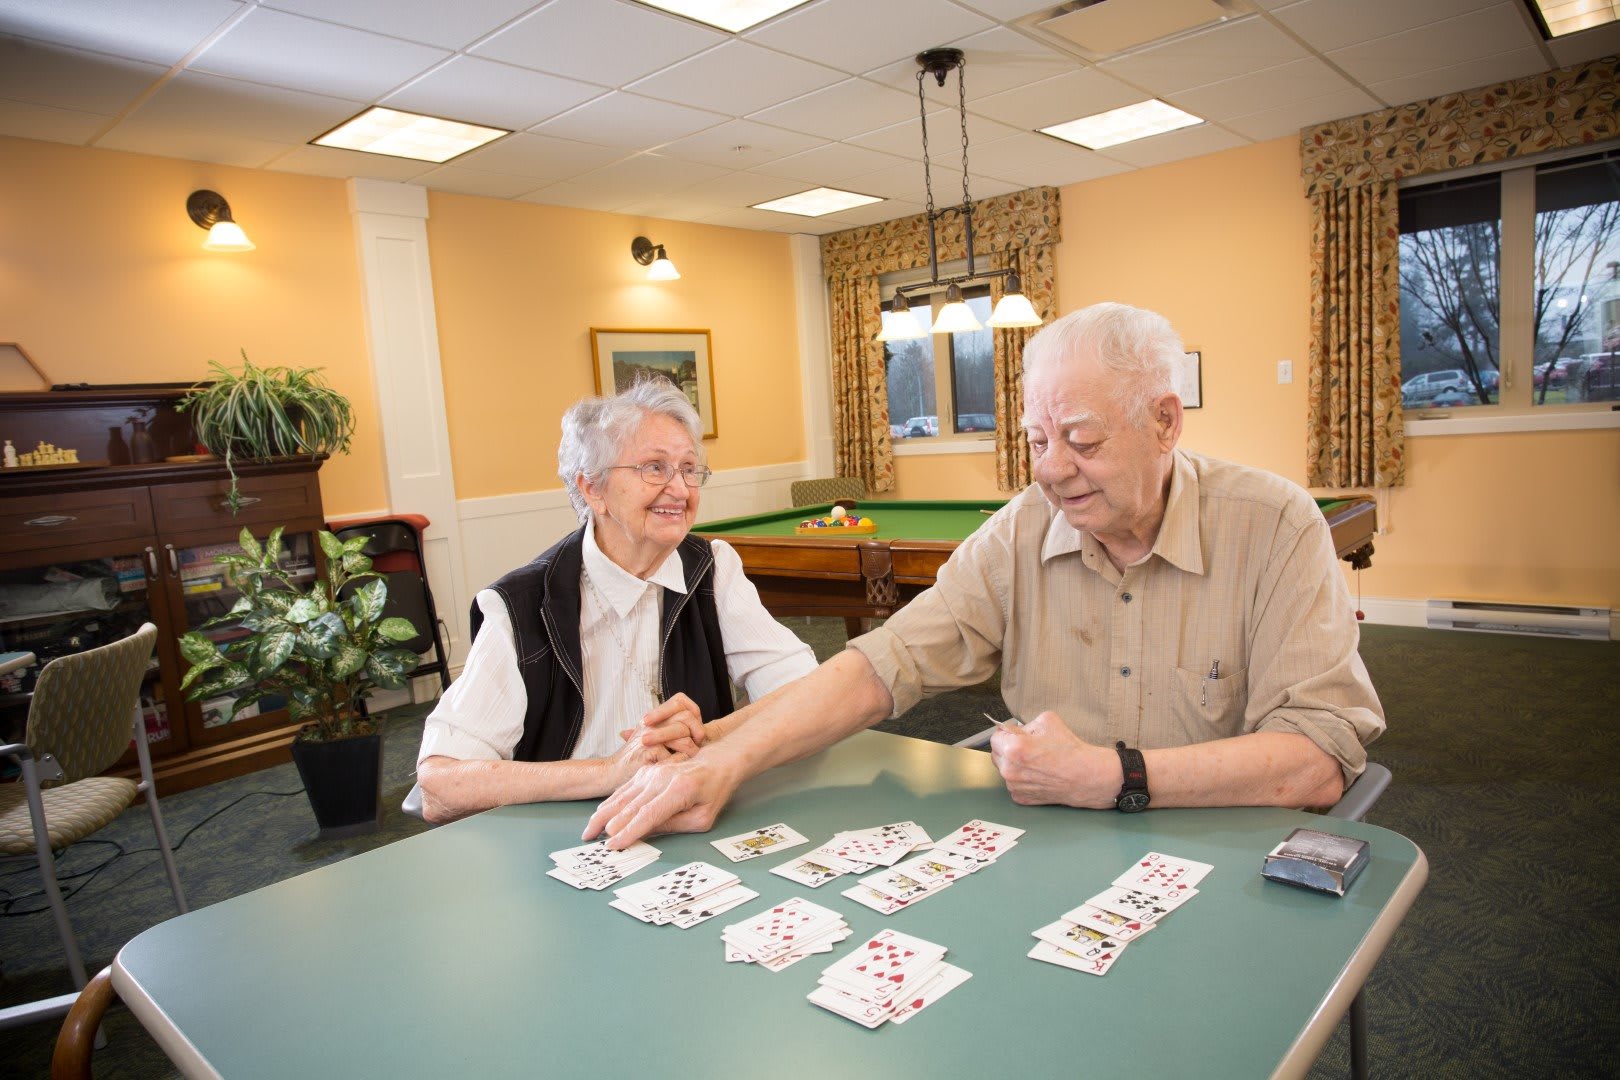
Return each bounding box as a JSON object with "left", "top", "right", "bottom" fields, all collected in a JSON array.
[{"left": 1114, "top": 741, "right": 1150, "bottom": 813}]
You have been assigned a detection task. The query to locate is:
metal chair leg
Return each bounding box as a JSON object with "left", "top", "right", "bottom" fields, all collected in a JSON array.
[
  {"left": 20, "top": 757, "right": 89, "bottom": 991},
  {"left": 1349, "top": 989, "right": 1368, "bottom": 1080},
  {"left": 132, "top": 706, "right": 188, "bottom": 914}
]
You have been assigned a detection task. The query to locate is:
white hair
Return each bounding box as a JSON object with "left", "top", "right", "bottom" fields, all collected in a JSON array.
[
  {"left": 558, "top": 376, "right": 703, "bottom": 522},
  {"left": 1021, "top": 302, "right": 1184, "bottom": 427}
]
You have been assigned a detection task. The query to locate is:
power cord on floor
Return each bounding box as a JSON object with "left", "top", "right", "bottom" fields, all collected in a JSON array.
[{"left": 0, "top": 786, "right": 306, "bottom": 916}]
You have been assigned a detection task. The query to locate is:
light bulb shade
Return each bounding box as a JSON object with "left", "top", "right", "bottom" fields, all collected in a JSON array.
[
  {"left": 203, "top": 220, "right": 255, "bottom": 252},
  {"left": 877, "top": 309, "right": 926, "bottom": 341},
  {"left": 931, "top": 298, "right": 982, "bottom": 334},
  {"left": 987, "top": 292, "right": 1041, "bottom": 328},
  {"left": 647, "top": 251, "right": 680, "bottom": 280}
]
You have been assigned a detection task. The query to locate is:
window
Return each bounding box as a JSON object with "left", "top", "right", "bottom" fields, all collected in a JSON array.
[
  {"left": 1397, "top": 146, "right": 1620, "bottom": 421},
  {"left": 882, "top": 285, "right": 997, "bottom": 444}
]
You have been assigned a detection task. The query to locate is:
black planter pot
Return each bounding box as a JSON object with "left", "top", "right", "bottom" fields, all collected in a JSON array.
[{"left": 289, "top": 728, "right": 383, "bottom": 839}]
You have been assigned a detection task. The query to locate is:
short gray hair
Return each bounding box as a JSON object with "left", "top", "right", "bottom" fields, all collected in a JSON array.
[
  {"left": 558, "top": 376, "right": 704, "bottom": 522},
  {"left": 1022, "top": 302, "right": 1184, "bottom": 427}
]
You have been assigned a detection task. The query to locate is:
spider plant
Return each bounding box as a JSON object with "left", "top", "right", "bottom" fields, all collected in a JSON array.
[{"left": 177, "top": 351, "right": 354, "bottom": 512}]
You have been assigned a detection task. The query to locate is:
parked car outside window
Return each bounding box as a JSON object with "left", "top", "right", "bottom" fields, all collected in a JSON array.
[
  {"left": 1400, "top": 369, "right": 1470, "bottom": 404},
  {"left": 955, "top": 412, "right": 995, "bottom": 432},
  {"left": 889, "top": 423, "right": 909, "bottom": 440},
  {"left": 905, "top": 415, "right": 939, "bottom": 437}
]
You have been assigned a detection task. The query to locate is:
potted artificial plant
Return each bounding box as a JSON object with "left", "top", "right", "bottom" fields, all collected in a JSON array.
[
  {"left": 176, "top": 351, "right": 355, "bottom": 512},
  {"left": 179, "top": 526, "right": 419, "bottom": 838}
]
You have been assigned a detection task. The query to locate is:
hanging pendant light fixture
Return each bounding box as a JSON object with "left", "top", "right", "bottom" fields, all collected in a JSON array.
[{"left": 877, "top": 49, "right": 1043, "bottom": 342}]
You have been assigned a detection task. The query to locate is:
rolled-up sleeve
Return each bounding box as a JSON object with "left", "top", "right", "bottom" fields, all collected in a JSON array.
[{"left": 415, "top": 590, "right": 528, "bottom": 766}]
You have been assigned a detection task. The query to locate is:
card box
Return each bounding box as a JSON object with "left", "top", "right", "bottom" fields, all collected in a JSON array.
[{"left": 1261, "top": 828, "right": 1369, "bottom": 896}]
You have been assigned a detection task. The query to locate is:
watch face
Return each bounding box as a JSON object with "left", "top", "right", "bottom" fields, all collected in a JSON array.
[{"left": 1117, "top": 791, "right": 1151, "bottom": 813}]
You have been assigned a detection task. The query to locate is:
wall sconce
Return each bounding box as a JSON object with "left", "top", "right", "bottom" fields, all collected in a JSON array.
[
  {"left": 631, "top": 235, "right": 679, "bottom": 281},
  {"left": 186, "top": 189, "right": 255, "bottom": 252}
]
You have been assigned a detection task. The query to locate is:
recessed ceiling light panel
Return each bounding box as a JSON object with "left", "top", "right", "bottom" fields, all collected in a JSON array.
[
  {"left": 313, "top": 107, "right": 509, "bottom": 163},
  {"left": 633, "top": 0, "right": 815, "bottom": 33},
  {"left": 752, "top": 187, "right": 882, "bottom": 217},
  {"left": 1040, "top": 99, "right": 1204, "bottom": 150},
  {"left": 1527, "top": 0, "right": 1619, "bottom": 37}
]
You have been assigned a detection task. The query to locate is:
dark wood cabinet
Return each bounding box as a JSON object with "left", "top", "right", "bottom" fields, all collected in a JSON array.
[{"left": 2, "top": 390, "right": 329, "bottom": 793}]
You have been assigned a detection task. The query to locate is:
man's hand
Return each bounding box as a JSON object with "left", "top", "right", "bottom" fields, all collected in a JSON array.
[
  {"left": 620, "top": 692, "right": 705, "bottom": 757},
  {"left": 583, "top": 756, "right": 739, "bottom": 849},
  {"left": 989, "top": 711, "right": 1121, "bottom": 809},
  {"left": 607, "top": 731, "right": 685, "bottom": 789}
]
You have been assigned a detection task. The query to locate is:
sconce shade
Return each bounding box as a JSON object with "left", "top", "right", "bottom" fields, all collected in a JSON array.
[
  {"left": 930, "top": 284, "right": 982, "bottom": 334},
  {"left": 987, "top": 292, "right": 1041, "bottom": 328},
  {"left": 187, "top": 189, "right": 254, "bottom": 252},
  {"left": 632, "top": 235, "right": 680, "bottom": 280}
]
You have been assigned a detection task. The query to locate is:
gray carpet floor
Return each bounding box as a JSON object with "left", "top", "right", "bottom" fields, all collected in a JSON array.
[{"left": 2, "top": 619, "right": 1617, "bottom": 1078}]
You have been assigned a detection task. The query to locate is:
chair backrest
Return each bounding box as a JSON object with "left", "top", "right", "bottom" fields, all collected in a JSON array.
[
  {"left": 26, "top": 623, "right": 157, "bottom": 783},
  {"left": 1324, "top": 761, "right": 1391, "bottom": 823},
  {"left": 791, "top": 477, "right": 866, "bottom": 506}
]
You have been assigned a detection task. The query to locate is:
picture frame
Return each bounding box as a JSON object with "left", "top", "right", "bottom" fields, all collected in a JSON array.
[
  {"left": 1180, "top": 350, "right": 1203, "bottom": 409},
  {"left": 590, "top": 328, "right": 717, "bottom": 440}
]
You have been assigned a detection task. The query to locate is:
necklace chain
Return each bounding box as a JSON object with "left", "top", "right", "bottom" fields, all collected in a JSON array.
[{"left": 581, "top": 565, "right": 661, "bottom": 708}]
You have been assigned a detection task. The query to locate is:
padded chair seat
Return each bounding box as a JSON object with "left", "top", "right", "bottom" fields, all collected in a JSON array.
[{"left": 0, "top": 776, "right": 138, "bottom": 855}]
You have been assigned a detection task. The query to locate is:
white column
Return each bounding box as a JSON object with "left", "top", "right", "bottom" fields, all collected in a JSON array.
[
  {"left": 790, "top": 233, "right": 835, "bottom": 476},
  {"left": 346, "top": 179, "right": 472, "bottom": 685}
]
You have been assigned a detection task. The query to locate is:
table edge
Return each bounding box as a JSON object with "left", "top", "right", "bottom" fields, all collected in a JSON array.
[{"left": 113, "top": 951, "right": 221, "bottom": 1080}]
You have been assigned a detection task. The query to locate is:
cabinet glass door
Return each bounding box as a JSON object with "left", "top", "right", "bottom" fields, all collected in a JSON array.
[
  {"left": 169, "top": 531, "right": 318, "bottom": 741},
  {"left": 0, "top": 546, "right": 183, "bottom": 759}
]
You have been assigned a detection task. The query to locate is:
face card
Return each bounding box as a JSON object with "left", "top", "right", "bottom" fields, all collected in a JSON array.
[
  {"left": 770, "top": 856, "right": 846, "bottom": 889},
  {"left": 756, "top": 924, "right": 852, "bottom": 972},
  {"left": 1113, "top": 852, "right": 1214, "bottom": 896},
  {"left": 667, "top": 884, "right": 759, "bottom": 928},
  {"left": 840, "top": 884, "right": 912, "bottom": 916},
  {"left": 1084, "top": 885, "right": 1194, "bottom": 924},
  {"left": 1062, "top": 903, "right": 1156, "bottom": 941},
  {"left": 710, "top": 823, "right": 809, "bottom": 863},
  {"left": 858, "top": 867, "right": 946, "bottom": 904},
  {"left": 1028, "top": 939, "right": 1124, "bottom": 976},
  {"left": 802, "top": 844, "right": 875, "bottom": 875},
  {"left": 889, "top": 962, "right": 972, "bottom": 1024},
  {"left": 1030, "top": 919, "right": 1125, "bottom": 960}
]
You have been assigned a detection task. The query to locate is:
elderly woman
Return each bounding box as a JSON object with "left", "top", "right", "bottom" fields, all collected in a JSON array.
[{"left": 415, "top": 378, "right": 816, "bottom": 823}]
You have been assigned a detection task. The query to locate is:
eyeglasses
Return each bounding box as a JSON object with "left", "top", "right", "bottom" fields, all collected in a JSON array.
[{"left": 606, "top": 461, "right": 713, "bottom": 488}]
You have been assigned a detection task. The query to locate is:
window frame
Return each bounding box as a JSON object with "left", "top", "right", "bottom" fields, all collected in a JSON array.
[{"left": 878, "top": 261, "right": 1000, "bottom": 456}]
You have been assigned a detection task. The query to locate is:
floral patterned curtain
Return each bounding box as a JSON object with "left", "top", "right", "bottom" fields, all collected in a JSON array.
[
  {"left": 1300, "top": 55, "right": 1619, "bottom": 488},
  {"left": 821, "top": 187, "right": 1061, "bottom": 492}
]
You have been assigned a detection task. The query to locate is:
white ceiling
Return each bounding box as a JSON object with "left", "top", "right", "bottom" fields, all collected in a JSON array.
[{"left": 1, "top": 0, "right": 1615, "bottom": 235}]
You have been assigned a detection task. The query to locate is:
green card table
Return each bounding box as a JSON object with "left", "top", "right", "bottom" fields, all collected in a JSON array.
[
  {"left": 696, "top": 496, "right": 1377, "bottom": 629},
  {"left": 113, "top": 731, "right": 1425, "bottom": 1079}
]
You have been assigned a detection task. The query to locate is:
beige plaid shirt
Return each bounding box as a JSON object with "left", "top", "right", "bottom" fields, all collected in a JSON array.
[{"left": 849, "top": 449, "right": 1384, "bottom": 781}]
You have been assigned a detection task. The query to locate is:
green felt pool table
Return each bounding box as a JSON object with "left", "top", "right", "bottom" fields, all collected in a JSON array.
[{"left": 695, "top": 495, "right": 1375, "bottom": 629}]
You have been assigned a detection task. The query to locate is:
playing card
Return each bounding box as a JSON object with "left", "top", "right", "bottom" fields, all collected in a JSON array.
[
  {"left": 1030, "top": 919, "right": 1126, "bottom": 960},
  {"left": 931, "top": 819, "right": 1024, "bottom": 863},
  {"left": 857, "top": 867, "right": 937, "bottom": 903},
  {"left": 889, "top": 962, "right": 972, "bottom": 1024},
  {"left": 808, "top": 984, "right": 888, "bottom": 1028},
  {"left": 1084, "top": 884, "right": 1196, "bottom": 924},
  {"left": 819, "top": 929, "right": 947, "bottom": 1006},
  {"left": 614, "top": 862, "right": 737, "bottom": 912},
  {"left": 1063, "top": 902, "right": 1157, "bottom": 941},
  {"left": 801, "top": 844, "right": 875, "bottom": 875},
  {"left": 1028, "top": 938, "right": 1125, "bottom": 976},
  {"left": 710, "top": 823, "right": 809, "bottom": 863},
  {"left": 754, "top": 924, "right": 853, "bottom": 972},
  {"left": 840, "top": 884, "right": 912, "bottom": 915},
  {"left": 836, "top": 821, "right": 933, "bottom": 850},
  {"left": 666, "top": 883, "right": 758, "bottom": 928},
  {"left": 770, "top": 856, "right": 847, "bottom": 888},
  {"left": 722, "top": 897, "right": 845, "bottom": 960},
  {"left": 1113, "top": 852, "right": 1215, "bottom": 896},
  {"left": 544, "top": 851, "right": 657, "bottom": 890},
  {"left": 820, "top": 831, "right": 912, "bottom": 868},
  {"left": 547, "top": 839, "right": 659, "bottom": 890}
]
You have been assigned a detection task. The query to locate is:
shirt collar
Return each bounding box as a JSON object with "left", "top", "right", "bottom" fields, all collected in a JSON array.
[
  {"left": 1038, "top": 449, "right": 1204, "bottom": 575},
  {"left": 581, "top": 518, "right": 688, "bottom": 617}
]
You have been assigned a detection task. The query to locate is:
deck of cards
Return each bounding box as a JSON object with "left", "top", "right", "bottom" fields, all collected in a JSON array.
[
  {"left": 843, "top": 819, "right": 1023, "bottom": 915},
  {"left": 610, "top": 861, "right": 759, "bottom": 928},
  {"left": 722, "top": 896, "right": 851, "bottom": 972},
  {"left": 810, "top": 929, "right": 970, "bottom": 1028},
  {"left": 547, "top": 839, "right": 659, "bottom": 890},
  {"left": 1029, "top": 852, "right": 1212, "bottom": 975},
  {"left": 769, "top": 820, "right": 934, "bottom": 891}
]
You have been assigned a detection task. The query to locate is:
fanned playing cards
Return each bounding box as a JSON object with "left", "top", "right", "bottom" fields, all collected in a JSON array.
[
  {"left": 809, "top": 929, "right": 970, "bottom": 1028},
  {"left": 1029, "top": 852, "right": 1212, "bottom": 977},
  {"left": 547, "top": 839, "right": 659, "bottom": 891}
]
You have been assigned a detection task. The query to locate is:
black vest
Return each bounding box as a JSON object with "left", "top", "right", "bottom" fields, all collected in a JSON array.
[{"left": 470, "top": 528, "right": 733, "bottom": 762}]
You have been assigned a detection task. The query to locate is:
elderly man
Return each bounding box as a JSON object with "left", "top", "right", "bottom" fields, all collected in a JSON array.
[{"left": 586, "top": 302, "right": 1384, "bottom": 846}]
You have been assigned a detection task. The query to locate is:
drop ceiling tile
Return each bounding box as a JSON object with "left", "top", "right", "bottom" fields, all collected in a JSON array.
[
  {"left": 678, "top": 170, "right": 809, "bottom": 206},
  {"left": 865, "top": 25, "right": 1084, "bottom": 104},
  {"left": 1221, "top": 85, "right": 1381, "bottom": 140},
  {"left": 966, "top": 130, "right": 1110, "bottom": 173},
  {"left": 697, "top": 205, "right": 814, "bottom": 231},
  {"left": 0, "top": 0, "right": 242, "bottom": 66},
  {"left": 770, "top": 213, "right": 858, "bottom": 234},
  {"left": 1094, "top": 122, "right": 1248, "bottom": 168},
  {"left": 0, "top": 98, "right": 111, "bottom": 145},
  {"left": 1169, "top": 58, "right": 1360, "bottom": 121},
  {"left": 516, "top": 180, "right": 638, "bottom": 213},
  {"left": 748, "top": 78, "right": 919, "bottom": 140},
  {"left": 834, "top": 159, "right": 931, "bottom": 200},
  {"left": 1269, "top": 0, "right": 1506, "bottom": 54},
  {"left": 749, "top": 140, "right": 909, "bottom": 183},
  {"left": 612, "top": 193, "right": 727, "bottom": 221},
  {"left": 848, "top": 110, "right": 1025, "bottom": 159},
  {"left": 453, "top": 130, "right": 626, "bottom": 179},
  {"left": 1367, "top": 46, "right": 1548, "bottom": 107},
  {"left": 977, "top": 151, "right": 1132, "bottom": 187},
  {"left": 384, "top": 56, "right": 605, "bottom": 132},
  {"left": 471, "top": 0, "right": 723, "bottom": 88},
  {"left": 626, "top": 39, "right": 844, "bottom": 115},
  {"left": 103, "top": 70, "right": 362, "bottom": 145},
  {"left": 1096, "top": 15, "right": 1309, "bottom": 96},
  {"left": 260, "top": 0, "right": 538, "bottom": 50},
  {"left": 960, "top": 174, "right": 1027, "bottom": 198},
  {"left": 191, "top": 7, "right": 449, "bottom": 101},
  {"left": 531, "top": 92, "right": 726, "bottom": 150},
  {"left": 521, "top": 153, "right": 723, "bottom": 211},
  {"left": 655, "top": 119, "right": 822, "bottom": 168},
  {"left": 1327, "top": 4, "right": 1542, "bottom": 87},
  {"left": 265, "top": 143, "right": 436, "bottom": 180},
  {"left": 0, "top": 35, "right": 166, "bottom": 115},
  {"left": 95, "top": 124, "right": 292, "bottom": 167},
  {"left": 817, "top": 197, "right": 918, "bottom": 226},
  {"left": 1547, "top": 20, "right": 1620, "bottom": 67},
  {"left": 969, "top": 68, "right": 1144, "bottom": 130},
  {"left": 412, "top": 163, "right": 549, "bottom": 198},
  {"left": 743, "top": 0, "right": 992, "bottom": 75},
  {"left": 945, "top": 0, "right": 1055, "bottom": 16}
]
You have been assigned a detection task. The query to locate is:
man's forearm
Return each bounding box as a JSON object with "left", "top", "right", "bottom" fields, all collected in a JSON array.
[
  {"left": 1143, "top": 732, "right": 1345, "bottom": 809},
  {"left": 417, "top": 755, "right": 612, "bottom": 823}
]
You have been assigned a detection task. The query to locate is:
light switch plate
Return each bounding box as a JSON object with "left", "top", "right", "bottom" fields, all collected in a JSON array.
[{"left": 1277, "top": 360, "right": 1293, "bottom": 384}]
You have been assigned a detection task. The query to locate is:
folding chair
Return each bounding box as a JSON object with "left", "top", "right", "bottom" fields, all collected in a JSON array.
[
  {"left": 328, "top": 516, "right": 451, "bottom": 692},
  {"left": 0, "top": 623, "right": 188, "bottom": 1031}
]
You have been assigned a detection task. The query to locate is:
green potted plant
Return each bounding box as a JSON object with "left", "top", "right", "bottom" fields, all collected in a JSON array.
[
  {"left": 178, "top": 526, "right": 419, "bottom": 837},
  {"left": 176, "top": 351, "right": 355, "bottom": 512}
]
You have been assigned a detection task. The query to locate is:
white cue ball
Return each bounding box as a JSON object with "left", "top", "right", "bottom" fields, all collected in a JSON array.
[{"left": 830, "top": 505, "right": 847, "bottom": 520}]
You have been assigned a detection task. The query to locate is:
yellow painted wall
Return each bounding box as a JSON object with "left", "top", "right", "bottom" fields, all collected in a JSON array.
[
  {"left": 425, "top": 194, "right": 804, "bottom": 500},
  {"left": 895, "top": 137, "right": 1620, "bottom": 607},
  {"left": 0, "top": 136, "right": 387, "bottom": 516}
]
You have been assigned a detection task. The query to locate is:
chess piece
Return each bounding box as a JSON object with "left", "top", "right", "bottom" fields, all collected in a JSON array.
[{"left": 2, "top": 438, "right": 15, "bottom": 468}]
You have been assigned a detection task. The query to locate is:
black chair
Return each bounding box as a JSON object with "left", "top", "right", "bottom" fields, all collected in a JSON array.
[{"left": 329, "top": 518, "right": 451, "bottom": 692}]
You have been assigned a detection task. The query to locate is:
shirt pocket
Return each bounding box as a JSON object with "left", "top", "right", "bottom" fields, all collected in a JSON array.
[{"left": 1167, "top": 664, "right": 1249, "bottom": 743}]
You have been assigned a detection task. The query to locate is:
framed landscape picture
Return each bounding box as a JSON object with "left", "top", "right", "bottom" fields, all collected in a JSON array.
[
  {"left": 590, "top": 328, "right": 717, "bottom": 439},
  {"left": 1180, "top": 350, "right": 1203, "bottom": 409}
]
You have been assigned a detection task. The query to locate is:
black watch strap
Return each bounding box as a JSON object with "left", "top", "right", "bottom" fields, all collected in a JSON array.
[{"left": 1114, "top": 741, "right": 1150, "bottom": 813}]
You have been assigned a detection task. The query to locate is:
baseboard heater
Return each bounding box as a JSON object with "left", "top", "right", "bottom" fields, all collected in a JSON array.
[{"left": 1426, "top": 600, "right": 1612, "bottom": 640}]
